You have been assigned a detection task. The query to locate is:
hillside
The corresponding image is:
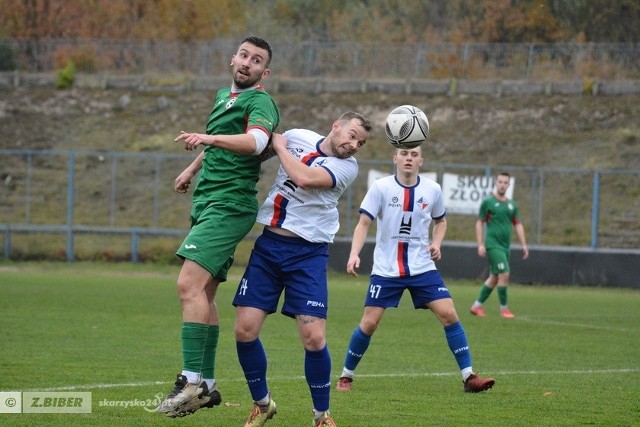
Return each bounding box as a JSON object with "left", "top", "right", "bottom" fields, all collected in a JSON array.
[
  {"left": 1, "top": 86, "right": 639, "bottom": 254},
  {"left": 2, "top": 87, "right": 638, "bottom": 170}
]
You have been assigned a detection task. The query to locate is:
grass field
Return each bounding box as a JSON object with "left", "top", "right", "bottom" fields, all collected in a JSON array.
[{"left": 0, "top": 261, "right": 638, "bottom": 426}]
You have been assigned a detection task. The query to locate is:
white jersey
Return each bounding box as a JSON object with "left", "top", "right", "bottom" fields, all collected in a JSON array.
[
  {"left": 257, "top": 128, "right": 358, "bottom": 243},
  {"left": 360, "top": 175, "right": 446, "bottom": 278}
]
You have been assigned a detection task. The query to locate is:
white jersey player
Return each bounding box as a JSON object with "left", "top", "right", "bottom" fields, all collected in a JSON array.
[
  {"left": 361, "top": 173, "right": 446, "bottom": 277},
  {"left": 233, "top": 112, "right": 372, "bottom": 427},
  {"left": 336, "top": 145, "right": 496, "bottom": 395},
  {"left": 257, "top": 128, "right": 359, "bottom": 243}
]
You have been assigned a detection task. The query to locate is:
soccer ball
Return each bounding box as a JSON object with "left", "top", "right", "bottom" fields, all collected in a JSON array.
[{"left": 384, "top": 105, "right": 430, "bottom": 149}]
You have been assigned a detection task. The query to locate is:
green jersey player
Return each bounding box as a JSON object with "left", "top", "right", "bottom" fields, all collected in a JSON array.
[
  {"left": 470, "top": 172, "right": 528, "bottom": 319},
  {"left": 156, "top": 36, "right": 280, "bottom": 418}
]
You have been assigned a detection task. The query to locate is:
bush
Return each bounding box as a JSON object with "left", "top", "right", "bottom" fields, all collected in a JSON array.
[{"left": 56, "top": 60, "right": 76, "bottom": 89}]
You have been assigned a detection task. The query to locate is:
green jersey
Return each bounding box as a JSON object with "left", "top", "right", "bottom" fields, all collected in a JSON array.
[
  {"left": 478, "top": 195, "right": 522, "bottom": 250},
  {"left": 193, "top": 86, "right": 280, "bottom": 210}
]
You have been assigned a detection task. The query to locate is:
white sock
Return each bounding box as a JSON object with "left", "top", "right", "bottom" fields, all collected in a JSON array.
[
  {"left": 204, "top": 379, "right": 215, "bottom": 390},
  {"left": 462, "top": 368, "right": 473, "bottom": 381},
  {"left": 314, "top": 409, "right": 328, "bottom": 419},
  {"left": 256, "top": 393, "right": 270, "bottom": 406},
  {"left": 340, "top": 368, "right": 354, "bottom": 378},
  {"left": 181, "top": 370, "right": 201, "bottom": 384}
]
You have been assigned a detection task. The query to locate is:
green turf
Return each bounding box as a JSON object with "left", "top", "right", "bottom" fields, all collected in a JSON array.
[{"left": 0, "top": 262, "right": 638, "bottom": 426}]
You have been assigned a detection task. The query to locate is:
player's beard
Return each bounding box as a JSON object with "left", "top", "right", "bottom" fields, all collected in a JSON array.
[
  {"left": 334, "top": 144, "right": 355, "bottom": 159},
  {"left": 233, "top": 68, "right": 261, "bottom": 89}
]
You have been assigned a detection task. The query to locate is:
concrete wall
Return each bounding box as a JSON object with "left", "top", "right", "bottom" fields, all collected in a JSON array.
[
  {"left": 3, "top": 72, "right": 640, "bottom": 96},
  {"left": 328, "top": 239, "right": 640, "bottom": 289}
]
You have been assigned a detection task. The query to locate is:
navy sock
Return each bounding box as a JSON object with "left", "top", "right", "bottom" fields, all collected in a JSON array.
[
  {"left": 237, "top": 339, "right": 268, "bottom": 402},
  {"left": 444, "top": 321, "right": 472, "bottom": 370},
  {"left": 305, "top": 346, "right": 331, "bottom": 412},
  {"left": 344, "top": 327, "right": 371, "bottom": 371}
]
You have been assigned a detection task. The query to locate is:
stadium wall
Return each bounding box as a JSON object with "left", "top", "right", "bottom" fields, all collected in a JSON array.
[
  {"left": 328, "top": 240, "right": 640, "bottom": 289},
  {"left": 2, "top": 72, "right": 640, "bottom": 96}
]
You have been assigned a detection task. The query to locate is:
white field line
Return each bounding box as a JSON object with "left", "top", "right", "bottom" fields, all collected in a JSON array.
[
  {"left": 28, "top": 368, "right": 639, "bottom": 392},
  {"left": 515, "top": 316, "right": 637, "bottom": 333}
]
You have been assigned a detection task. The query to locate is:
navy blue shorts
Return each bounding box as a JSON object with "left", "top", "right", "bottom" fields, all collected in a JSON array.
[
  {"left": 232, "top": 229, "right": 330, "bottom": 319},
  {"left": 366, "top": 270, "right": 451, "bottom": 309}
]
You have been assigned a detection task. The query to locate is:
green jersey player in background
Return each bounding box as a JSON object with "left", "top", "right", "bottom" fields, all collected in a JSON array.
[
  {"left": 470, "top": 172, "right": 529, "bottom": 319},
  {"left": 156, "top": 36, "right": 280, "bottom": 417}
]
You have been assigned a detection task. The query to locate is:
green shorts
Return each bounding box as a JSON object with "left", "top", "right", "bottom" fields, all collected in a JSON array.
[
  {"left": 176, "top": 200, "right": 257, "bottom": 282},
  {"left": 486, "top": 247, "right": 510, "bottom": 275}
]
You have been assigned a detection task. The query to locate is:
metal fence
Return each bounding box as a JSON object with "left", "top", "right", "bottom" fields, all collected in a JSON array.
[
  {"left": 1, "top": 149, "right": 638, "bottom": 261},
  {"left": 5, "top": 38, "right": 640, "bottom": 80}
]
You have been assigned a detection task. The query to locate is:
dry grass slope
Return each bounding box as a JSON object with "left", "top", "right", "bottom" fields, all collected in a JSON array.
[{"left": 1, "top": 87, "right": 639, "bottom": 256}]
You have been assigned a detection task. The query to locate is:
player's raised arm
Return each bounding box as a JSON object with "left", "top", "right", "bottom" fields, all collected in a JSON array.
[
  {"left": 175, "top": 130, "right": 265, "bottom": 155},
  {"left": 272, "top": 133, "right": 333, "bottom": 190},
  {"left": 346, "top": 214, "right": 372, "bottom": 277}
]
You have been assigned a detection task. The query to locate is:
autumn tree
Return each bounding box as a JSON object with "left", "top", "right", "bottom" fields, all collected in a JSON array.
[
  {"left": 0, "top": 0, "right": 638, "bottom": 43},
  {"left": 0, "top": 0, "right": 246, "bottom": 40}
]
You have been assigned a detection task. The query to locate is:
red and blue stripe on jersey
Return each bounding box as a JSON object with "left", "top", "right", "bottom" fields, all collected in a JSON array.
[
  {"left": 267, "top": 151, "right": 321, "bottom": 227},
  {"left": 397, "top": 186, "right": 414, "bottom": 278},
  {"left": 269, "top": 193, "right": 289, "bottom": 227},
  {"left": 301, "top": 151, "right": 321, "bottom": 165}
]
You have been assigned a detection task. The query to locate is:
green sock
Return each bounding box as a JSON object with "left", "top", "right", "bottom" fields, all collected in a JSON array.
[
  {"left": 182, "top": 322, "right": 209, "bottom": 374},
  {"left": 202, "top": 325, "right": 220, "bottom": 381},
  {"left": 497, "top": 286, "right": 508, "bottom": 306},
  {"left": 477, "top": 285, "right": 493, "bottom": 303}
]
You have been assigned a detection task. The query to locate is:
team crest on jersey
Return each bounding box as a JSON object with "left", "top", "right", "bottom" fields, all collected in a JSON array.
[
  {"left": 416, "top": 196, "right": 429, "bottom": 210},
  {"left": 399, "top": 214, "right": 412, "bottom": 235},
  {"left": 225, "top": 98, "right": 237, "bottom": 109}
]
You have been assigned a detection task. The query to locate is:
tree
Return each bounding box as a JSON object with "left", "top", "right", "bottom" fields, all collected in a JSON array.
[
  {"left": 581, "top": 0, "right": 640, "bottom": 42},
  {"left": 468, "top": 0, "right": 566, "bottom": 42},
  {"left": 0, "top": 0, "right": 638, "bottom": 43}
]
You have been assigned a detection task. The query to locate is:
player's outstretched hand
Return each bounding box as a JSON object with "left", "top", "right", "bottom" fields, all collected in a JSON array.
[{"left": 175, "top": 131, "right": 212, "bottom": 151}]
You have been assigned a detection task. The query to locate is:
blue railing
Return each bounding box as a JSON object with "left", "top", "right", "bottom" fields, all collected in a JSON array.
[{"left": 1, "top": 149, "right": 638, "bottom": 261}]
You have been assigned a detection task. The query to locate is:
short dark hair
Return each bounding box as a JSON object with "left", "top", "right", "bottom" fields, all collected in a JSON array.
[
  {"left": 338, "top": 111, "right": 373, "bottom": 133},
  {"left": 241, "top": 36, "right": 273, "bottom": 67},
  {"left": 498, "top": 171, "right": 511, "bottom": 179}
]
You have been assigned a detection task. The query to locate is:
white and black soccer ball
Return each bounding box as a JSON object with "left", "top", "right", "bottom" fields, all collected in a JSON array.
[{"left": 384, "top": 105, "right": 430, "bottom": 149}]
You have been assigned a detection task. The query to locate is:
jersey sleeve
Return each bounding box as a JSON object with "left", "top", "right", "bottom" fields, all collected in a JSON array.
[
  {"left": 246, "top": 92, "right": 280, "bottom": 136},
  {"left": 431, "top": 186, "right": 446, "bottom": 219},
  {"left": 359, "top": 180, "right": 383, "bottom": 220},
  {"left": 321, "top": 158, "right": 358, "bottom": 191},
  {"left": 478, "top": 198, "right": 488, "bottom": 220},
  {"left": 511, "top": 200, "right": 522, "bottom": 224}
]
